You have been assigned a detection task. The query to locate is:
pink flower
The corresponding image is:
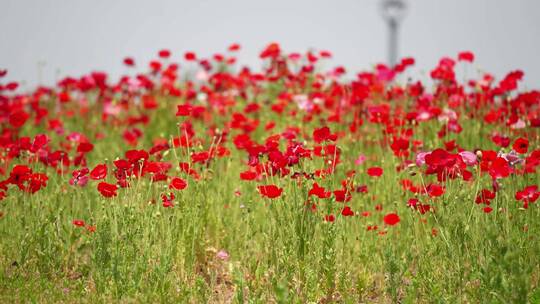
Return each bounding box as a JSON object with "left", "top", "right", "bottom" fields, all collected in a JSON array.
[
  {"left": 458, "top": 151, "right": 477, "bottom": 166},
  {"left": 375, "top": 65, "right": 395, "bottom": 82},
  {"left": 196, "top": 70, "right": 209, "bottom": 81},
  {"left": 69, "top": 175, "right": 89, "bottom": 187},
  {"left": 216, "top": 250, "right": 230, "bottom": 261},
  {"left": 355, "top": 154, "right": 366, "bottom": 165},
  {"left": 510, "top": 119, "right": 526, "bottom": 129},
  {"left": 438, "top": 108, "right": 458, "bottom": 123},
  {"left": 415, "top": 151, "right": 430, "bottom": 166},
  {"left": 104, "top": 103, "right": 121, "bottom": 116},
  {"left": 498, "top": 150, "right": 523, "bottom": 167}
]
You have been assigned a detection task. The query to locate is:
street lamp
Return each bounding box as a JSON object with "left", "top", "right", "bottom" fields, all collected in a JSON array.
[{"left": 380, "top": 0, "right": 408, "bottom": 67}]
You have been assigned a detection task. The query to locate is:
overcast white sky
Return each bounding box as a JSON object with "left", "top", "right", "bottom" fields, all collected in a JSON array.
[{"left": 1, "top": 0, "right": 539, "bottom": 90}]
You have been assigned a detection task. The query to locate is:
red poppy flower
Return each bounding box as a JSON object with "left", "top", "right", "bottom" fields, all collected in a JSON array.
[
  {"left": 191, "top": 151, "right": 211, "bottom": 164},
  {"left": 90, "top": 164, "right": 107, "bottom": 180},
  {"left": 72, "top": 219, "right": 85, "bottom": 227},
  {"left": 383, "top": 213, "right": 400, "bottom": 226},
  {"left": 97, "top": 182, "right": 118, "bottom": 198},
  {"left": 457, "top": 51, "right": 475, "bottom": 62},
  {"left": 260, "top": 42, "right": 281, "bottom": 59},
  {"left": 426, "top": 184, "right": 445, "bottom": 197},
  {"left": 161, "top": 192, "right": 175, "bottom": 207},
  {"left": 149, "top": 60, "right": 161, "bottom": 72},
  {"left": 390, "top": 137, "right": 410, "bottom": 157},
  {"left": 488, "top": 157, "right": 511, "bottom": 179},
  {"left": 31, "top": 134, "right": 48, "bottom": 152},
  {"left": 8, "top": 165, "right": 48, "bottom": 194},
  {"left": 423, "top": 149, "right": 469, "bottom": 181},
  {"left": 70, "top": 168, "right": 89, "bottom": 187},
  {"left": 367, "top": 167, "right": 383, "bottom": 177},
  {"left": 176, "top": 104, "right": 192, "bottom": 116},
  {"left": 258, "top": 185, "right": 283, "bottom": 199},
  {"left": 356, "top": 185, "right": 368, "bottom": 193},
  {"left": 407, "top": 198, "right": 419, "bottom": 208},
  {"left": 515, "top": 185, "right": 539, "bottom": 206},
  {"left": 23, "top": 173, "right": 48, "bottom": 194},
  {"left": 492, "top": 134, "right": 510, "bottom": 148},
  {"left": 77, "top": 142, "right": 94, "bottom": 153},
  {"left": 240, "top": 171, "right": 257, "bottom": 181},
  {"left": 184, "top": 52, "right": 197, "bottom": 61},
  {"left": 513, "top": 137, "right": 529, "bottom": 154},
  {"left": 9, "top": 110, "right": 29, "bottom": 128},
  {"left": 367, "top": 225, "right": 378, "bottom": 231},
  {"left": 123, "top": 57, "right": 135, "bottom": 66},
  {"left": 9, "top": 165, "right": 32, "bottom": 185},
  {"left": 475, "top": 189, "right": 496, "bottom": 204},
  {"left": 333, "top": 189, "right": 352, "bottom": 202},
  {"left": 158, "top": 49, "right": 171, "bottom": 58},
  {"left": 308, "top": 182, "right": 331, "bottom": 199},
  {"left": 341, "top": 206, "right": 355, "bottom": 217},
  {"left": 228, "top": 43, "right": 241, "bottom": 52},
  {"left": 6, "top": 82, "right": 19, "bottom": 91},
  {"left": 319, "top": 50, "right": 332, "bottom": 58},
  {"left": 324, "top": 214, "right": 335, "bottom": 222},
  {"left": 169, "top": 177, "right": 187, "bottom": 190},
  {"left": 142, "top": 95, "right": 157, "bottom": 109},
  {"left": 313, "top": 126, "right": 336, "bottom": 143}
]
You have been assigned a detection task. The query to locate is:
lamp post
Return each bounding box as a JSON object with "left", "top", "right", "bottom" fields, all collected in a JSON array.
[{"left": 380, "top": 0, "right": 408, "bottom": 67}]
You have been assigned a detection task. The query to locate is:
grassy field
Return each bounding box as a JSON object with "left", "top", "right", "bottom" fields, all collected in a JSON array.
[{"left": 1, "top": 46, "right": 540, "bottom": 303}]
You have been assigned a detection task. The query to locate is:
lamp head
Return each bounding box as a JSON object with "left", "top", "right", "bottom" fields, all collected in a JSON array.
[{"left": 380, "top": 0, "right": 408, "bottom": 22}]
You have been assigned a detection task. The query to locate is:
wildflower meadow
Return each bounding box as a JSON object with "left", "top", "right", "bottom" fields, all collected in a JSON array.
[{"left": 0, "top": 43, "right": 539, "bottom": 303}]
